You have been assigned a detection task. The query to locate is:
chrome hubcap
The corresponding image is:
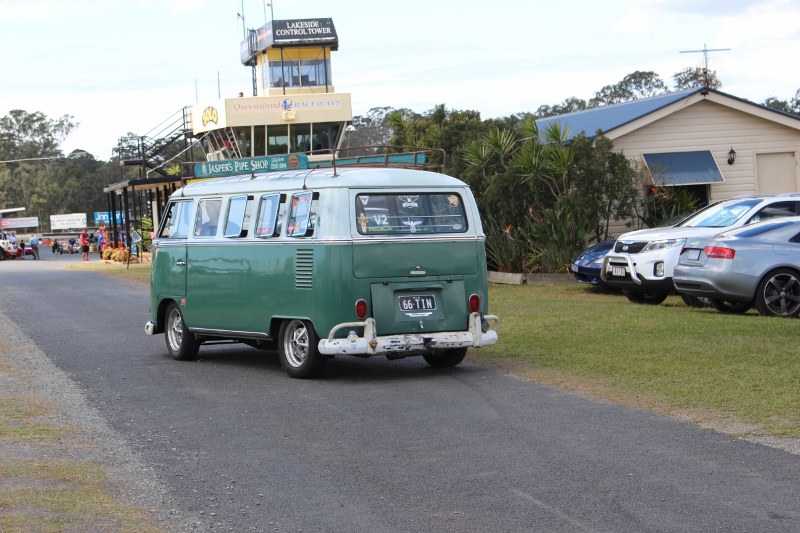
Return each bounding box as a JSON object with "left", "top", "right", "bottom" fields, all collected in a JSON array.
[{"left": 283, "top": 320, "right": 309, "bottom": 368}]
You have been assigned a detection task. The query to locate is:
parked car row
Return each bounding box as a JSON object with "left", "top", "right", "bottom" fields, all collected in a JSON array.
[{"left": 571, "top": 193, "right": 800, "bottom": 318}]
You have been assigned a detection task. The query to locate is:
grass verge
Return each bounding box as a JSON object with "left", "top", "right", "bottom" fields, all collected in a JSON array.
[
  {"left": 484, "top": 283, "right": 800, "bottom": 439},
  {"left": 0, "top": 334, "right": 166, "bottom": 532}
]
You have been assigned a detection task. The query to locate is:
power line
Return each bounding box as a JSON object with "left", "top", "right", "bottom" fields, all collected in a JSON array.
[{"left": 0, "top": 156, "right": 61, "bottom": 164}]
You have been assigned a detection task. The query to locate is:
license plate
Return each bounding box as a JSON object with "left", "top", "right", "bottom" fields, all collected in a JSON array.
[
  {"left": 398, "top": 294, "right": 436, "bottom": 312},
  {"left": 611, "top": 266, "right": 626, "bottom": 277},
  {"left": 687, "top": 249, "right": 700, "bottom": 261}
]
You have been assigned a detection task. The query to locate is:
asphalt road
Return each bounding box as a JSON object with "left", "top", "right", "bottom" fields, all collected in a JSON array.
[{"left": 2, "top": 252, "right": 799, "bottom": 532}]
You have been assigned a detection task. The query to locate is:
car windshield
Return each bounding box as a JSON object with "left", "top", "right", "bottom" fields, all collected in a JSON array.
[{"left": 678, "top": 199, "right": 761, "bottom": 228}]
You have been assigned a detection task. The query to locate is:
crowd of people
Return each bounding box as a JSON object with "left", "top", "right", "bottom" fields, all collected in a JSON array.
[{"left": 4, "top": 226, "right": 108, "bottom": 260}]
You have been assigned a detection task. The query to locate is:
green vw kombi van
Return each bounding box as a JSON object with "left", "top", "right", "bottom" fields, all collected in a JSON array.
[{"left": 146, "top": 158, "right": 499, "bottom": 378}]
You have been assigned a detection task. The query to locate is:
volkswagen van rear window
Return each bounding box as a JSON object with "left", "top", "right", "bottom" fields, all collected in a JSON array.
[{"left": 355, "top": 193, "right": 467, "bottom": 235}]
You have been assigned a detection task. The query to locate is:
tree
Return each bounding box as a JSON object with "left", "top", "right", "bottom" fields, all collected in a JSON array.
[
  {"left": 0, "top": 109, "right": 77, "bottom": 160},
  {"left": 343, "top": 107, "right": 395, "bottom": 152},
  {"left": 762, "top": 89, "right": 800, "bottom": 114},
  {"left": 535, "top": 97, "right": 588, "bottom": 118},
  {"left": 672, "top": 67, "right": 721, "bottom": 90},
  {"left": 589, "top": 71, "right": 668, "bottom": 107}
]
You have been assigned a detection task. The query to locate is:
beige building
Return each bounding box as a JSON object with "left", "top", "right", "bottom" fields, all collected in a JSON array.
[{"left": 536, "top": 88, "right": 800, "bottom": 235}]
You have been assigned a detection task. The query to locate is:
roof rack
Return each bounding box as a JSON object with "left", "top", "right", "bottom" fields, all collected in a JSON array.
[{"left": 313, "top": 146, "right": 447, "bottom": 172}]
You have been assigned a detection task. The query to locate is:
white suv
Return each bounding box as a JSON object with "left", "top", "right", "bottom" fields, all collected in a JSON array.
[{"left": 601, "top": 194, "right": 800, "bottom": 304}]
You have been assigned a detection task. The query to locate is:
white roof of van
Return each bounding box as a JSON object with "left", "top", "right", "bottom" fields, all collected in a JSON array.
[{"left": 174, "top": 167, "right": 467, "bottom": 198}]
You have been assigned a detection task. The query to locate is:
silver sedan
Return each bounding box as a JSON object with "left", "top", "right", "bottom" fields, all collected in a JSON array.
[{"left": 673, "top": 217, "right": 800, "bottom": 317}]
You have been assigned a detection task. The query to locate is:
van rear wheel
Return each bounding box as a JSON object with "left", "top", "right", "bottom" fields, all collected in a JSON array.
[
  {"left": 165, "top": 302, "right": 199, "bottom": 361},
  {"left": 423, "top": 348, "right": 468, "bottom": 368},
  {"left": 278, "top": 319, "right": 327, "bottom": 378}
]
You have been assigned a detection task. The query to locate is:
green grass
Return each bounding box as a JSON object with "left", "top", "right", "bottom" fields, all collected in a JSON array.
[{"left": 484, "top": 283, "right": 800, "bottom": 438}]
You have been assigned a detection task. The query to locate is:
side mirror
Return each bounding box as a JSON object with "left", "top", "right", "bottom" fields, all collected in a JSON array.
[{"left": 130, "top": 230, "right": 143, "bottom": 244}]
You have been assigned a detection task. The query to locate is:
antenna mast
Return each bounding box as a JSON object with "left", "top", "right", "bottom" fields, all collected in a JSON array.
[{"left": 680, "top": 43, "right": 730, "bottom": 90}]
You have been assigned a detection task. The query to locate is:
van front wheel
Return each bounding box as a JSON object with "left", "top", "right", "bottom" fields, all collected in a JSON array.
[
  {"left": 423, "top": 348, "right": 468, "bottom": 368},
  {"left": 165, "top": 302, "right": 199, "bottom": 361},
  {"left": 278, "top": 319, "right": 327, "bottom": 378}
]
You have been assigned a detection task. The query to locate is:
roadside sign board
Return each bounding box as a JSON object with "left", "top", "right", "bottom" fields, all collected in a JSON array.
[
  {"left": 51, "top": 213, "right": 87, "bottom": 230},
  {"left": 0, "top": 216, "right": 39, "bottom": 229},
  {"left": 94, "top": 211, "right": 124, "bottom": 225}
]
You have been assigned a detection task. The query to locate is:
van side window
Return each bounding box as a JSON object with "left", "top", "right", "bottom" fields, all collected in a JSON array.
[
  {"left": 287, "top": 191, "right": 315, "bottom": 237},
  {"left": 224, "top": 195, "right": 252, "bottom": 238},
  {"left": 194, "top": 198, "right": 222, "bottom": 237},
  {"left": 355, "top": 193, "right": 468, "bottom": 235},
  {"left": 255, "top": 193, "right": 283, "bottom": 238},
  {"left": 158, "top": 201, "right": 193, "bottom": 239}
]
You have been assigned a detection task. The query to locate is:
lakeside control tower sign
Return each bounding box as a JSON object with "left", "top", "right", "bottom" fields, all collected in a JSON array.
[
  {"left": 194, "top": 154, "right": 309, "bottom": 179},
  {"left": 241, "top": 18, "right": 338, "bottom": 65}
]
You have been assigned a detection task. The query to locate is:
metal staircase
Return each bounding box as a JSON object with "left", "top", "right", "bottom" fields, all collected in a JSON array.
[{"left": 117, "top": 107, "right": 195, "bottom": 178}]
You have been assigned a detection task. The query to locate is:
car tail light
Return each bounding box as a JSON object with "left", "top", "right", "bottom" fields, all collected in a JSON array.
[
  {"left": 355, "top": 299, "right": 368, "bottom": 319},
  {"left": 468, "top": 294, "right": 481, "bottom": 313},
  {"left": 704, "top": 246, "right": 735, "bottom": 259}
]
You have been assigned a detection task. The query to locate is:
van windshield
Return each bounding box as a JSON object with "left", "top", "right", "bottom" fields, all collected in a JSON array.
[{"left": 355, "top": 193, "right": 467, "bottom": 235}]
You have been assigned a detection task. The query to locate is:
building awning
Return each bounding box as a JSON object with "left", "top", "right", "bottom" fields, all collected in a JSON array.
[{"left": 642, "top": 150, "right": 725, "bottom": 186}]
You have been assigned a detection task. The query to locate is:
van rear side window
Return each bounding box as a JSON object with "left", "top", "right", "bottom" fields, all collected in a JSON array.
[
  {"left": 255, "top": 193, "right": 284, "bottom": 238},
  {"left": 355, "top": 193, "right": 467, "bottom": 235},
  {"left": 224, "top": 195, "right": 252, "bottom": 238}
]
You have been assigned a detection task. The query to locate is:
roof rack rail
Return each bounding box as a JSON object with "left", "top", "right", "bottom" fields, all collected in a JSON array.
[
  {"left": 309, "top": 145, "right": 447, "bottom": 172},
  {"left": 775, "top": 192, "right": 800, "bottom": 197}
]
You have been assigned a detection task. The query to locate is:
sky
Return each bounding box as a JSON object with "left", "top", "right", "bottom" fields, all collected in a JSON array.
[{"left": 1, "top": 0, "right": 799, "bottom": 161}]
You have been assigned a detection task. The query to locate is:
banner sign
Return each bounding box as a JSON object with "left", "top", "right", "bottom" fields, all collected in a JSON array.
[
  {"left": 193, "top": 154, "right": 308, "bottom": 179},
  {"left": 50, "top": 213, "right": 87, "bottom": 230},
  {"left": 94, "top": 211, "right": 124, "bottom": 225},
  {"left": 0, "top": 216, "right": 39, "bottom": 229},
  {"left": 242, "top": 18, "right": 338, "bottom": 63}
]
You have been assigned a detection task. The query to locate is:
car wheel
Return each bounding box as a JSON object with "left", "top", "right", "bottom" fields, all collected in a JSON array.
[
  {"left": 680, "top": 294, "right": 713, "bottom": 308},
  {"left": 165, "top": 302, "right": 199, "bottom": 360},
  {"left": 624, "top": 290, "right": 669, "bottom": 305},
  {"left": 278, "top": 319, "right": 327, "bottom": 378},
  {"left": 754, "top": 269, "right": 800, "bottom": 318},
  {"left": 709, "top": 298, "right": 752, "bottom": 314},
  {"left": 423, "top": 348, "right": 468, "bottom": 368}
]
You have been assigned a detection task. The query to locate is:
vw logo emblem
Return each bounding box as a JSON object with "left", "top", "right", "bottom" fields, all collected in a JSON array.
[{"left": 622, "top": 245, "right": 629, "bottom": 251}]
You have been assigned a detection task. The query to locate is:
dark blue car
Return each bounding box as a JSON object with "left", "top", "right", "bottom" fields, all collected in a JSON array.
[{"left": 570, "top": 240, "right": 615, "bottom": 286}]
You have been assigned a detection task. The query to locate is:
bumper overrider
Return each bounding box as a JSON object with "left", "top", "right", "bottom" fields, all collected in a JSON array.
[
  {"left": 318, "top": 312, "right": 499, "bottom": 356},
  {"left": 600, "top": 254, "right": 674, "bottom": 292}
]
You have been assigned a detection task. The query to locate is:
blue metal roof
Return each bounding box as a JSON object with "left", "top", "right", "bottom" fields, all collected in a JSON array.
[
  {"left": 535, "top": 88, "right": 703, "bottom": 141},
  {"left": 642, "top": 150, "right": 724, "bottom": 186},
  {"left": 535, "top": 88, "right": 800, "bottom": 141}
]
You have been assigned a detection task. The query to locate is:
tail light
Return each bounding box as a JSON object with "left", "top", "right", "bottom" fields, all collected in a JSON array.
[
  {"left": 468, "top": 294, "right": 481, "bottom": 313},
  {"left": 704, "top": 246, "right": 735, "bottom": 259},
  {"left": 355, "top": 299, "right": 368, "bottom": 319}
]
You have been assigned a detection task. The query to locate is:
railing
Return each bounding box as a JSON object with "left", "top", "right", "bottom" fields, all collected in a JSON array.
[{"left": 316, "top": 146, "right": 447, "bottom": 171}]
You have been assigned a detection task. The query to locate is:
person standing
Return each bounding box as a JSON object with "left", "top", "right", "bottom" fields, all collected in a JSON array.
[
  {"left": 19, "top": 239, "right": 25, "bottom": 258},
  {"left": 29, "top": 235, "right": 40, "bottom": 260},
  {"left": 96, "top": 226, "right": 105, "bottom": 255},
  {"left": 80, "top": 229, "right": 90, "bottom": 261}
]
